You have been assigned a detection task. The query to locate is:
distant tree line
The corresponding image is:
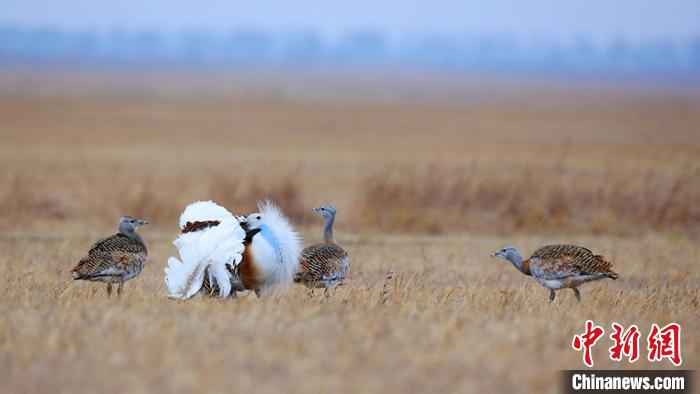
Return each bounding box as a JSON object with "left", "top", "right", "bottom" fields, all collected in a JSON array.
[{"left": 1, "top": 25, "right": 699, "bottom": 75}]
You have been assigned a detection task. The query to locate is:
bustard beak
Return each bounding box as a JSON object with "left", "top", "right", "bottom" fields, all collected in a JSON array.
[{"left": 138, "top": 219, "right": 149, "bottom": 226}]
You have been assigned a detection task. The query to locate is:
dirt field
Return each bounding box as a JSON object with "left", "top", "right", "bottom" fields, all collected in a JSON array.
[{"left": 0, "top": 70, "right": 698, "bottom": 393}]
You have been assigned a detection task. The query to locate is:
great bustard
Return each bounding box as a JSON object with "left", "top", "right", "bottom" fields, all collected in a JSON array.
[
  {"left": 165, "top": 200, "right": 302, "bottom": 299},
  {"left": 294, "top": 204, "right": 349, "bottom": 294},
  {"left": 71, "top": 216, "right": 148, "bottom": 296},
  {"left": 492, "top": 244, "right": 619, "bottom": 303}
]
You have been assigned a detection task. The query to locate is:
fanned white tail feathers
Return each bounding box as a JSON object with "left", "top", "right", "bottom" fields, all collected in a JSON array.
[
  {"left": 165, "top": 201, "right": 245, "bottom": 299},
  {"left": 255, "top": 200, "right": 303, "bottom": 291},
  {"left": 165, "top": 256, "right": 207, "bottom": 300},
  {"left": 178, "top": 200, "right": 235, "bottom": 230}
]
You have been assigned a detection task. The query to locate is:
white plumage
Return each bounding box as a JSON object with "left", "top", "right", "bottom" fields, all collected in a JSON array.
[
  {"left": 164, "top": 200, "right": 302, "bottom": 300},
  {"left": 243, "top": 200, "right": 303, "bottom": 294},
  {"left": 177, "top": 200, "right": 235, "bottom": 230},
  {"left": 165, "top": 201, "right": 245, "bottom": 299}
]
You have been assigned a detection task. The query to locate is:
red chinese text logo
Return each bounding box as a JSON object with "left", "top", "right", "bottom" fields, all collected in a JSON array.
[
  {"left": 647, "top": 323, "right": 682, "bottom": 366},
  {"left": 609, "top": 323, "right": 640, "bottom": 363},
  {"left": 572, "top": 321, "right": 682, "bottom": 368},
  {"left": 572, "top": 320, "right": 606, "bottom": 367}
]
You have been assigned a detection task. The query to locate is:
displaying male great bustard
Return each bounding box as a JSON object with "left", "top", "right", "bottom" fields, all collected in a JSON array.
[
  {"left": 493, "top": 244, "right": 619, "bottom": 303},
  {"left": 294, "top": 204, "right": 349, "bottom": 293},
  {"left": 165, "top": 200, "right": 302, "bottom": 299},
  {"left": 71, "top": 216, "right": 148, "bottom": 296}
]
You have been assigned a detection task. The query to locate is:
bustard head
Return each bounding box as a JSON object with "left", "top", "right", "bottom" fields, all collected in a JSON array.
[
  {"left": 243, "top": 212, "right": 263, "bottom": 230},
  {"left": 492, "top": 246, "right": 521, "bottom": 262},
  {"left": 119, "top": 216, "right": 148, "bottom": 233},
  {"left": 312, "top": 204, "right": 336, "bottom": 220}
]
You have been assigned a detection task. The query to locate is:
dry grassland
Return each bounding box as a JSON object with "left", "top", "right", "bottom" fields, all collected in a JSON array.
[{"left": 0, "top": 70, "right": 698, "bottom": 393}]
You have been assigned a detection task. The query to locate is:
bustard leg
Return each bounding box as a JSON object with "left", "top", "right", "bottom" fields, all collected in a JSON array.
[
  {"left": 325, "top": 284, "right": 340, "bottom": 298},
  {"left": 254, "top": 289, "right": 262, "bottom": 298},
  {"left": 117, "top": 281, "right": 124, "bottom": 296},
  {"left": 549, "top": 289, "right": 556, "bottom": 303},
  {"left": 106, "top": 283, "right": 113, "bottom": 297},
  {"left": 572, "top": 288, "right": 581, "bottom": 303}
]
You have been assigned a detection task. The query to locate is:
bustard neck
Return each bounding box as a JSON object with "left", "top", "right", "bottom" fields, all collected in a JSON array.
[
  {"left": 323, "top": 214, "right": 335, "bottom": 243},
  {"left": 119, "top": 224, "right": 145, "bottom": 245},
  {"left": 506, "top": 250, "right": 526, "bottom": 274}
]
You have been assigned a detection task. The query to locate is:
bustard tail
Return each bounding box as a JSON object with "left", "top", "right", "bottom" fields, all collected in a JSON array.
[
  {"left": 165, "top": 201, "right": 246, "bottom": 299},
  {"left": 594, "top": 255, "right": 619, "bottom": 280}
]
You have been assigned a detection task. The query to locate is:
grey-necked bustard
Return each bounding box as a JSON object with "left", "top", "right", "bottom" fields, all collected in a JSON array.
[
  {"left": 294, "top": 204, "right": 349, "bottom": 294},
  {"left": 492, "top": 244, "right": 618, "bottom": 303},
  {"left": 71, "top": 216, "right": 148, "bottom": 296}
]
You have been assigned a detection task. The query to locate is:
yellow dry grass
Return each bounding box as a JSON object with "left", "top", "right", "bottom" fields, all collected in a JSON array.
[{"left": 0, "top": 70, "right": 698, "bottom": 393}]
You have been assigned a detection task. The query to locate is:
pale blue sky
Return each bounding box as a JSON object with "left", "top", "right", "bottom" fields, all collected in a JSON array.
[{"left": 2, "top": 0, "right": 699, "bottom": 42}]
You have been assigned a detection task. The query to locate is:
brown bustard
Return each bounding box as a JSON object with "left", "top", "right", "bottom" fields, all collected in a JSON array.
[
  {"left": 492, "top": 244, "right": 618, "bottom": 303},
  {"left": 71, "top": 216, "right": 148, "bottom": 296},
  {"left": 294, "top": 204, "right": 349, "bottom": 294}
]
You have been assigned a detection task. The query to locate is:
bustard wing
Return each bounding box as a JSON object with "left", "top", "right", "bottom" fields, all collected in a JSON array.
[
  {"left": 86, "top": 233, "right": 147, "bottom": 257},
  {"left": 296, "top": 243, "right": 349, "bottom": 284},
  {"left": 165, "top": 201, "right": 246, "bottom": 299},
  {"left": 528, "top": 244, "right": 618, "bottom": 280},
  {"left": 72, "top": 234, "right": 146, "bottom": 279}
]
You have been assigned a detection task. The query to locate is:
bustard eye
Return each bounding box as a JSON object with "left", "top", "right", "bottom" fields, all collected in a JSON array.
[{"left": 256, "top": 215, "right": 261, "bottom": 220}]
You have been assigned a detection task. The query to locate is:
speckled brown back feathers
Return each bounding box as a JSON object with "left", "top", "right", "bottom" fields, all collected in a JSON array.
[
  {"left": 71, "top": 233, "right": 148, "bottom": 280},
  {"left": 528, "top": 244, "right": 618, "bottom": 279},
  {"left": 295, "top": 243, "right": 348, "bottom": 285}
]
